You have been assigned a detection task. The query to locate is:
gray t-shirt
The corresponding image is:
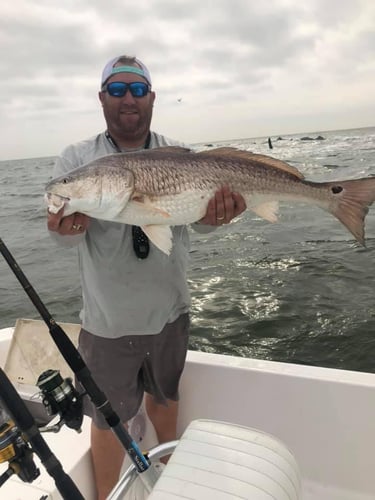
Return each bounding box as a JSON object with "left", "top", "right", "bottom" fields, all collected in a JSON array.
[{"left": 51, "top": 131, "right": 191, "bottom": 338}]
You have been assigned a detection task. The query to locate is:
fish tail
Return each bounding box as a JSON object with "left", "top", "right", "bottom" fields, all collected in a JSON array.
[{"left": 326, "top": 177, "right": 375, "bottom": 245}]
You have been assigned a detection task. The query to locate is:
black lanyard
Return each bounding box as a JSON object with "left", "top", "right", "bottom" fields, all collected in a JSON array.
[
  {"left": 105, "top": 130, "right": 151, "bottom": 152},
  {"left": 105, "top": 130, "right": 151, "bottom": 259}
]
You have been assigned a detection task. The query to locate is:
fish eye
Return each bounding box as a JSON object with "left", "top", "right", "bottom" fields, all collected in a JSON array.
[{"left": 62, "top": 177, "right": 69, "bottom": 184}]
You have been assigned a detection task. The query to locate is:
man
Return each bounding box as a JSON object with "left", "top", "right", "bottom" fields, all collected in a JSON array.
[{"left": 47, "top": 54, "right": 246, "bottom": 499}]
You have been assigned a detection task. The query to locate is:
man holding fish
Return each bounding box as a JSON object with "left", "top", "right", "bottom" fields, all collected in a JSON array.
[{"left": 47, "top": 55, "right": 246, "bottom": 499}]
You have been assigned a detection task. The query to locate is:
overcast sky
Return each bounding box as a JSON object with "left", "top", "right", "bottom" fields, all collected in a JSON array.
[{"left": 1, "top": 0, "right": 374, "bottom": 160}]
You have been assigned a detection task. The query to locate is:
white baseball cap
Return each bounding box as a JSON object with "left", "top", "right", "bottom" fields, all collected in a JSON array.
[{"left": 101, "top": 56, "right": 152, "bottom": 88}]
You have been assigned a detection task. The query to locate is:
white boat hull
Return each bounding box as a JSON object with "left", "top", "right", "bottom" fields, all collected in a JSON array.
[{"left": 1, "top": 321, "right": 375, "bottom": 499}]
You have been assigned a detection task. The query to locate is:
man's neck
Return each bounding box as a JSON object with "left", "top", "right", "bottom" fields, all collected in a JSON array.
[{"left": 106, "top": 130, "right": 150, "bottom": 151}]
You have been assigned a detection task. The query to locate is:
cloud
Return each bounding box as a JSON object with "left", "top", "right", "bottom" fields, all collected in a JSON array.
[{"left": 0, "top": 0, "right": 374, "bottom": 160}]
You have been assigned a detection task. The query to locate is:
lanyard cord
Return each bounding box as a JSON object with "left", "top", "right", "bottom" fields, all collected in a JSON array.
[
  {"left": 105, "top": 130, "right": 151, "bottom": 152},
  {"left": 104, "top": 130, "right": 151, "bottom": 259}
]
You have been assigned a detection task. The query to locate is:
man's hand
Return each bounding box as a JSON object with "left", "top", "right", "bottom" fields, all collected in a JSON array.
[
  {"left": 47, "top": 207, "right": 90, "bottom": 235},
  {"left": 198, "top": 186, "right": 246, "bottom": 226}
]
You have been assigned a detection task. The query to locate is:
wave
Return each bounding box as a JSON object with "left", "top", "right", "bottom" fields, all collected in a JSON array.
[{"left": 1, "top": 128, "right": 375, "bottom": 372}]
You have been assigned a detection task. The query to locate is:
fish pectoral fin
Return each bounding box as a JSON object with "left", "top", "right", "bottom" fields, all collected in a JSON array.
[
  {"left": 130, "top": 199, "right": 171, "bottom": 218},
  {"left": 251, "top": 201, "right": 279, "bottom": 222},
  {"left": 102, "top": 189, "right": 133, "bottom": 219},
  {"left": 141, "top": 225, "right": 173, "bottom": 256}
]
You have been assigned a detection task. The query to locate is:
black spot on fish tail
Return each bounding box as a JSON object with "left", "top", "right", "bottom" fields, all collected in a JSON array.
[
  {"left": 331, "top": 185, "right": 344, "bottom": 194},
  {"left": 327, "top": 177, "right": 375, "bottom": 245}
]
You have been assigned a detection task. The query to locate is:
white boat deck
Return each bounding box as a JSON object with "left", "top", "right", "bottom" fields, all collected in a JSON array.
[
  {"left": 303, "top": 481, "right": 373, "bottom": 500},
  {"left": 1, "top": 322, "right": 375, "bottom": 499}
]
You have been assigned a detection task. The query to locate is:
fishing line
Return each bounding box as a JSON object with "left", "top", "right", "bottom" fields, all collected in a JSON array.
[{"left": 0, "top": 237, "right": 158, "bottom": 488}]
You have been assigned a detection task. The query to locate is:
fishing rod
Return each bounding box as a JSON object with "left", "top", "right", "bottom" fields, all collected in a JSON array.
[
  {"left": 0, "top": 237, "right": 160, "bottom": 492},
  {"left": 0, "top": 368, "right": 84, "bottom": 499}
]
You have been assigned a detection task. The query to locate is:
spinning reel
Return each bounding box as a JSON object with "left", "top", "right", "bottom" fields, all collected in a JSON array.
[
  {"left": 37, "top": 369, "right": 84, "bottom": 432},
  {"left": 0, "top": 407, "right": 39, "bottom": 486}
]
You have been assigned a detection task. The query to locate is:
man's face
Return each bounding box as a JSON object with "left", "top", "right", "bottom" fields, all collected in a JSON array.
[{"left": 99, "top": 71, "right": 155, "bottom": 142}]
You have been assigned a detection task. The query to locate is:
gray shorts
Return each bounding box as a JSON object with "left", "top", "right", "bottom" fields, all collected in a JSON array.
[{"left": 76, "top": 313, "right": 190, "bottom": 429}]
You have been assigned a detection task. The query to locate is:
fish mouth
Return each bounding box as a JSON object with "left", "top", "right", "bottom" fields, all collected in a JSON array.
[
  {"left": 46, "top": 192, "right": 70, "bottom": 202},
  {"left": 45, "top": 192, "right": 71, "bottom": 214}
]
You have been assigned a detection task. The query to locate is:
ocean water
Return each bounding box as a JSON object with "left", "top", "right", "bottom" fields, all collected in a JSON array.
[{"left": 1, "top": 126, "right": 375, "bottom": 372}]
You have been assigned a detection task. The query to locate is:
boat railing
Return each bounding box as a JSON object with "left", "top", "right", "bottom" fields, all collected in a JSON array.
[{"left": 107, "top": 440, "right": 179, "bottom": 499}]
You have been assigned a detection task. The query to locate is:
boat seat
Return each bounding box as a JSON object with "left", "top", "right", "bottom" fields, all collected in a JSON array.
[{"left": 148, "top": 419, "right": 301, "bottom": 499}]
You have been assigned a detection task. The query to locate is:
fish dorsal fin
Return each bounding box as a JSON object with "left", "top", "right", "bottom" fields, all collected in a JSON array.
[
  {"left": 199, "top": 147, "right": 304, "bottom": 179},
  {"left": 246, "top": 153, "right": 304, "bottom": 179},
  {"left": 199, "top": 147, "right": 242, "bottom": 157},
  {"left": 146, "top": 146, "right": 192, "bottom": 154}
]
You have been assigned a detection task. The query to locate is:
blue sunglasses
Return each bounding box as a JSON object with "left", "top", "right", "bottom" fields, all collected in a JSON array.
[{"left": 103, "top": 81, "right": 150, "bottom": 98}]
